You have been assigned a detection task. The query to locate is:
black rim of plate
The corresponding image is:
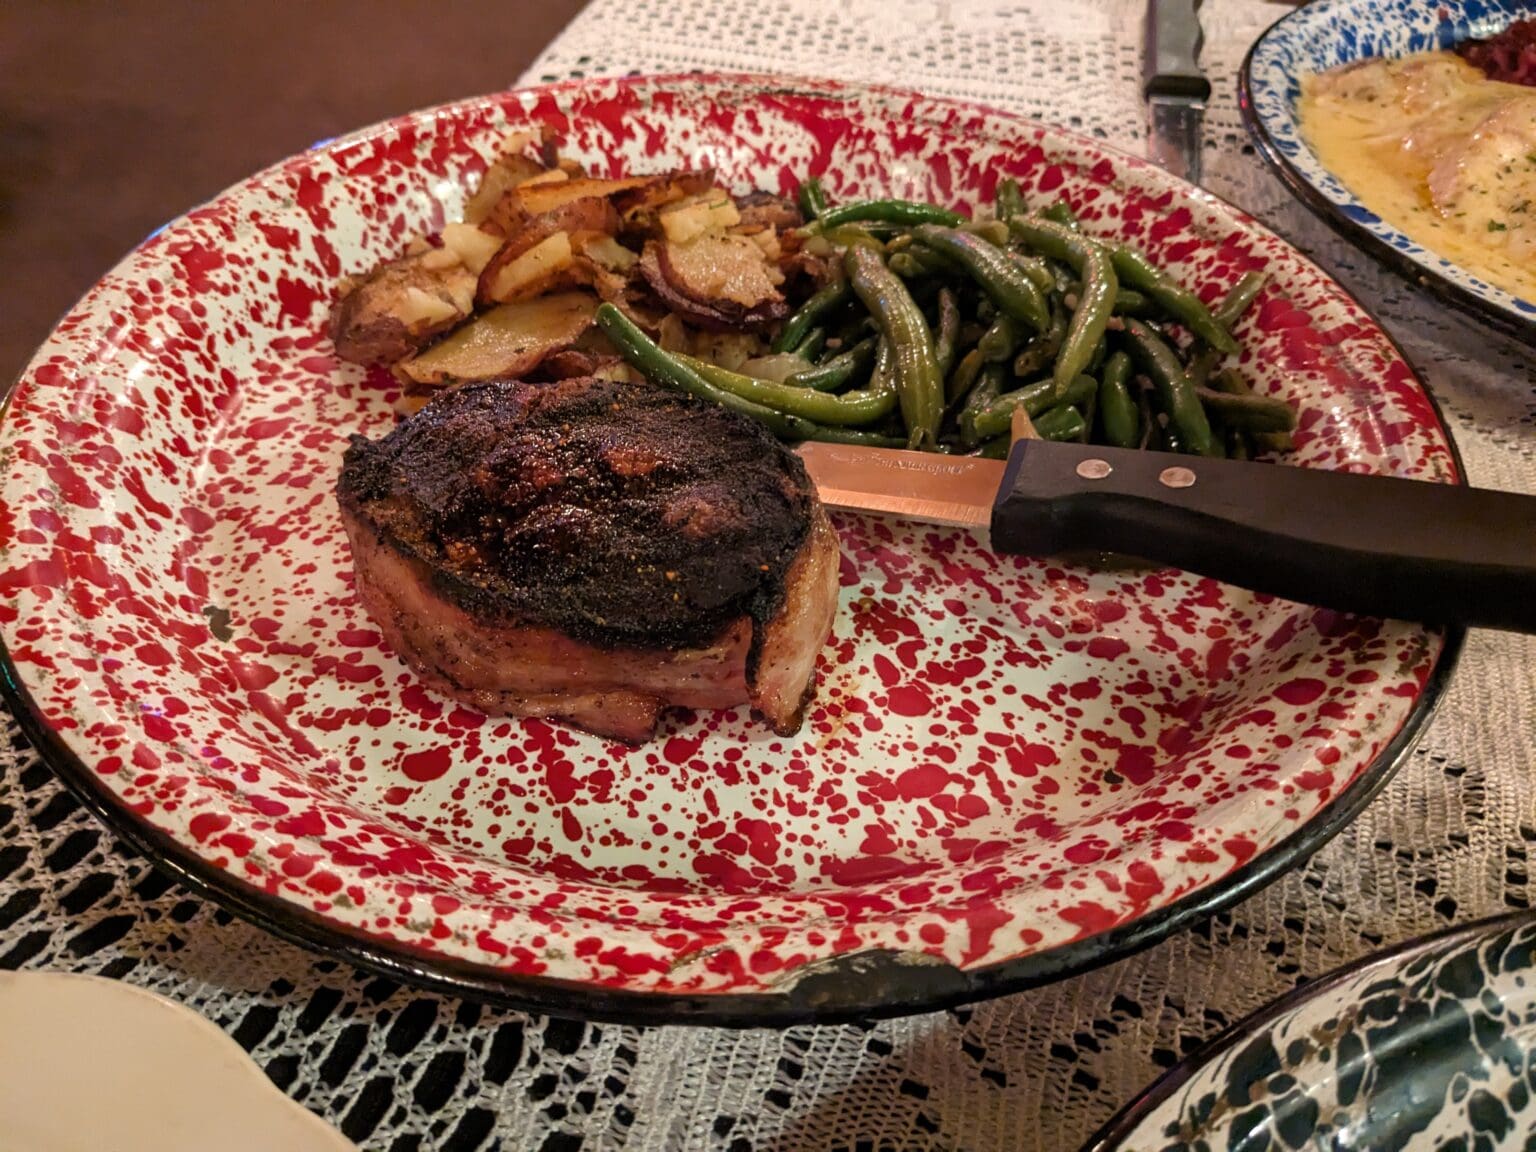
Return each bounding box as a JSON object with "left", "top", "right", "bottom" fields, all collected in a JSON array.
[
  {"left": 1081, "top": 908, "right": 1536, "bottom": 1151},
  {"left": 0, "top": 74, "right": 1469, "bottom": 1027},
  {"left": 1238, "top": 2, "right": 1536, "bottom": 348}
]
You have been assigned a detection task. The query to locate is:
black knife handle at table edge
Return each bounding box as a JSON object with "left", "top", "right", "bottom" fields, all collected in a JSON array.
[
  {"left": 990, "top": 440, "right": 1536, "bottom": 635},
  {"left": 1144, "top": 0, "right": 1209, "bottom": 98}
]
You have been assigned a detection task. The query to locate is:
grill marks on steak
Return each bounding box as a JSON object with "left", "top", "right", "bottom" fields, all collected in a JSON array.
[{"left": 336, "top": 376, "right": 840, "bottom": 741}]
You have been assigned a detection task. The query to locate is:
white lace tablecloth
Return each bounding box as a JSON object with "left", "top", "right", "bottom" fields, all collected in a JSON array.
[{"left": 3, "top": 2, "right": 1534, "bottom": 1149}]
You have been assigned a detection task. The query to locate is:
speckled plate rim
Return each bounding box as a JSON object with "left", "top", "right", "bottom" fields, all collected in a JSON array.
[
  {"left": 0, "top": 71, "right": 1467, "bottom": 1027},
  {"left": 1080, "top": 908, "right": 1536, "bottom": 1152},
  {"left": 1239, "top": 0, "right": 1536, "bottom": 347}
]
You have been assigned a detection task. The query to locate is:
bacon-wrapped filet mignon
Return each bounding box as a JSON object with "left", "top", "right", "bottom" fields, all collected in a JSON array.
[{"left": 336, "top": 376, "right": 841, "bottom": 743}]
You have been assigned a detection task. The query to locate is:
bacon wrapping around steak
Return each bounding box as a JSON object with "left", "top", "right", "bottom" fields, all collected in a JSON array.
[{"left": 336, "top": 376, "right": 841, "bottom": 743}]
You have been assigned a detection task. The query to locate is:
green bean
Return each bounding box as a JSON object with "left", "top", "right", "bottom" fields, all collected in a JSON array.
[
  {"left": 978, "top": 314, "right": 1025, "bottom": 363},
  {"left": 785, "top": 336, "right": 877, "bottom": 392},
  {"left": 948, "top": 346, "right": 987, "bottom": 406},
  {"left": 1012, "top": 302, "right": 1067, "bottom": 379},
  {"left": 1198, "top": 382, "right": 1296, "bottom": 433},
  {"left": 1206, "top": 368, "right": 1296, "bottom": 453},
  {"left": 1214, "top": 271, "right": 1267, "bottom": 329},
  {"left": 1206, "top": 366, "right": 1248, "bottom": 396},
  {"left": 1226, "top": 427, "right": 1251, "bottom": 460},
  {"left": 806, "top": 198, "right": 966, "bottom": 233},
  {"left": 1034, "top": 403, "right": 1088, "bottom": 441},
  {"left": 972, "top": 435, "right": 1013, "bottom": 460},
  {"left": 794, "top": 326, "right": 827, "bottom": 362},
  {"left": 798, "top": 425, "right": 908, "bottom": 447},
  {"left": 844, "top": 245, "right": 945, "bottom": 449},
  {"left": 958, "top": 360, "right": 1006, "bottom": 443},
  {"left": 1186, "top": 346, "right": 1221, "bottom": 390},
  {"left": 869, "top": 334, "right": 895, "bottom": 391},
  {"left": 1158, "top": 416, "right": 1187, "bottom": 455},
  {"left": 1252, "top": 430, "right": 1295, "bottom": 453},
  {"left": 1005, "top": 215, "right": 1118, "bottom": 395},
  {"left": 1097, "top": 350, "right": 1139, "bottom": 449},
  {"left": 995, "top": 177, "right": 1026, "bottom": 221},
  {"left": 962, "top": 219, "right": 1012, "bottom": 246},
  {"left": 1109, "top": 247, "right": 1239, "bottom": 354},
  {"left": 1119, "top": 317, "right": 1221, "bottom": 457},
  {"left": 1007, "top": 251, "right": 1058, "bottom": 294},
  {"left": 820, "top": 224, "right": 891, "bottom": 250},
  {"left": 912, "top": 224, "right": 1050, "bottom": 332},
  {"left": 595, "top": 303, "right": 822, "bottom": 439},
  {"left": 1077, "top": 384, "right": 1097, "bottom": 442},
  {"left": 797, "top": 176, "right": 829, "bottom": 222},
  {"left": 1136, "top": 379, "right": 1156, "bottom": 450},
  {"left": 968, "top": 373, "right": 1097, "bottom": 443},
  {"left": 1041, "top": 201, "right": 1080, "bottom": 229},
  {"left": 1086, "top": 334, "right": 1108, "bottom": 374},
  {"left": 1112, "top": 288, "right": 1155, "bottom": 316},
  {"left": 773, "top": 278, "right": 851, "bottom": 354},
  {"left": 674, "top": 352, "right": 896, "bottom": 426},
  {"left": 933, "top": 287, "right": 962, "bottom": 378},
  {"left": 888, "top": 252, "right": 935, "bottom": 280}
]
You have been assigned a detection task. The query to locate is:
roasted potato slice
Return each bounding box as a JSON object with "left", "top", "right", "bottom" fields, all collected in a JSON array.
[
  {"left": 463, "top": 154, "right": 550, "bottom": 226},
  {"left": 640, "top": 236, "right": 788, "bottom": 331},
  {"left": 396, "top": 291, "right": 598, "bottom": 386},
  {"left": 477, "top": 197, "right": 619, "bottom": 305},
  {"left": 479, "top": 232, "right": 583, "bottom": 304},
  {"left": 485, "top": 175, "right": 651, "bottom": 238},
  {"left": 331, "top": 251, "right": 477, "bottom": 365},
  {"left": 658, "top": 191, "right": 741, "bottom": 244}
]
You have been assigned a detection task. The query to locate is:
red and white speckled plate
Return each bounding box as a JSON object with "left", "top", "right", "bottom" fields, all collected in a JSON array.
[{"left": 0, "top": 74, "right": 1462, "bottom": 1024}]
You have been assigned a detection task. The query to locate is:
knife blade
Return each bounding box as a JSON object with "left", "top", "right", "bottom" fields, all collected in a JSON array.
[
  {"left": 1143, "top": 0, "right": 1210, "bottom": 183},
  {"left": 794, "top": 439, "right": 1536, "bottom": 634}
]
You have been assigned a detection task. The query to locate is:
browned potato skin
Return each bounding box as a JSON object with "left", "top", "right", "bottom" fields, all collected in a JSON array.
[
  {"left": 613, "top": 169, "right": 717, "bottom": 215},
  {"left": 639, "top": 241, "right": 788, "bottom": 332},
  {"left": 484, "top": 176, "right": 649, "bottom": 238},
  {"left": 539, "top": 349, "right": 611, "bottom": 379},
  {"left": 733, "top": 191, "right": 803, "bottom": 234},
  {"left": 330, "top": 252, "right": 475, "bottom": 366}
]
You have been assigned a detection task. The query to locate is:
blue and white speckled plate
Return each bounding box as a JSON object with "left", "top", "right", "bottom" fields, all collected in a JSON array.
[
  {"left": 1241, "top": 0, "right": 1536, "bottom": 344},
  {"left": 1084, "top": 911, "right": 1536, "bottom": 1152}
]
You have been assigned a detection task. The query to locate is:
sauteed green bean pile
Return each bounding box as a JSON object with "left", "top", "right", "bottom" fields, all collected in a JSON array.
[{"left": 597, "top": 176, "right": 1296, "bottom": 458}]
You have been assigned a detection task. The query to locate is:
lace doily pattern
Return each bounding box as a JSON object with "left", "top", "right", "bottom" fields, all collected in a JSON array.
[{"left": 3, "top": 2, "right": 1534, "bottom": 1149}]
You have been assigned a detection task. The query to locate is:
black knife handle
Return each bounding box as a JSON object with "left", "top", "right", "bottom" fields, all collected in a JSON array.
[
  {"left": 991, "top": 440, "right": 1536, "bottom": 634},
  {"left": 1144, "top": 0, "right": 1210, "bottom": 99}
]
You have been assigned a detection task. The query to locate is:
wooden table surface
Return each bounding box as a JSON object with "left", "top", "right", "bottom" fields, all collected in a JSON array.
[{"left": 0, "top": 1, "right": 587, "bottom": 388}]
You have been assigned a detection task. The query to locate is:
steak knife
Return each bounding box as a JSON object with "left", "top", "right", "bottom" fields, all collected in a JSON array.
[
  {"left": 1144, "top": 0, "right": 1210, "bottom": 183},
  {"left": 795, "top": 439, "right": 1536, "bottom": 634}
]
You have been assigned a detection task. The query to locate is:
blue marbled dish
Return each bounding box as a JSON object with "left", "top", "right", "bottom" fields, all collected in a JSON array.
[
  {"left": 1085, "top": 911, "right": 1536, "bottom": 1152},
  {"left": 1241, "top": 0, "right": 1536, "bottom": 342}
]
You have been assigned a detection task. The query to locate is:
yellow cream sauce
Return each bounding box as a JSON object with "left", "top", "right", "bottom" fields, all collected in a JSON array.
[{"left": 1299, "top": 52, "right": 1536, "bottom": 302}]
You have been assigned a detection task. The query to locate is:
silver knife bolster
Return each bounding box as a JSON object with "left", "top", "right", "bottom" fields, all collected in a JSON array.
[{"left": 1146, "top": 99, "right": 1204, "bottom": 181}]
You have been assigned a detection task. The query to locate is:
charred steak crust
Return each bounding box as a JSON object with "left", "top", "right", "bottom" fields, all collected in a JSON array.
[{"left": 336, "top": 376, "right": 818, "bottom": 654}]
